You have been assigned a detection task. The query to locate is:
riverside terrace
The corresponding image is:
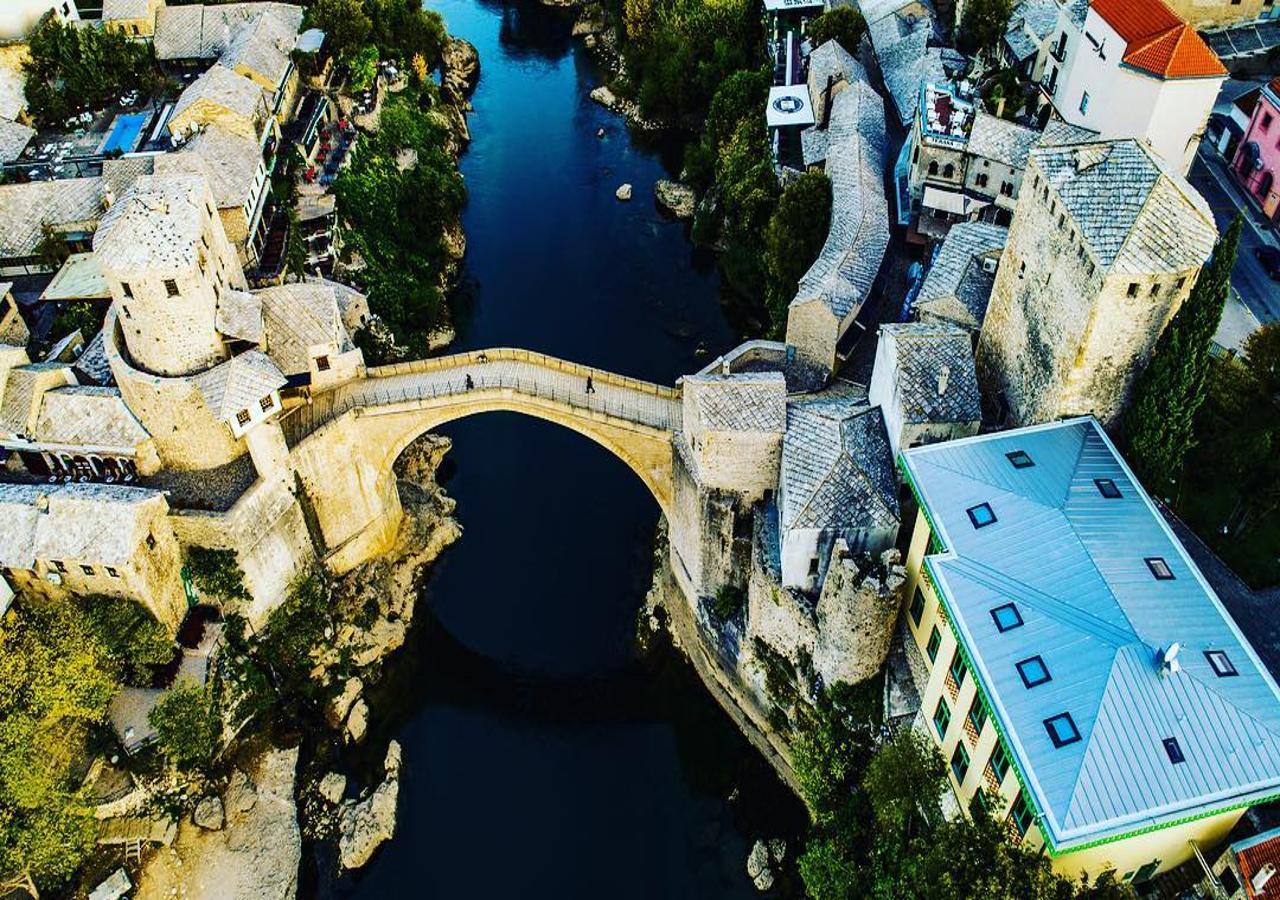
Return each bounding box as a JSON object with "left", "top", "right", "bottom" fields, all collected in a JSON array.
[{"left": 3, "top": 101, "right": 173, "bottom": 181}]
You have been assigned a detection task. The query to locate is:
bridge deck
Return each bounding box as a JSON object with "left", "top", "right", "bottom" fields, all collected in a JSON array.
[{"left": 282, "top": 348, "right": 682, "bottom": 447}]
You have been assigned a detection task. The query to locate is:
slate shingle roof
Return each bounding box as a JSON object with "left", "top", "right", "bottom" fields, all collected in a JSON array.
[
  {"left": 915, "top": 221, "right": 1008, "bottom": 329},
  {"left": 0, "top": 119, "right": 34, "bottom": 165},
  {"left": 1031, "top": 139, "right": 1217, "bottom": 274},
  {"left": 877, "top": 322, "right": 981, "bottom": 425},
  {"left": 793, "top": 80, "right": 889, "bottom": 322},
  {"left": 194, "top": 349, "right": 287, "bottom": 421},
  {"left": 256, "top": 282, "right": 351, "bottom": 376},
  {"left": 0, "top": 178, "right": 106, "bottom": 260},
  {"left": 94, "top": 174, "right": 209, "bottom": 280},
  {"left": 0, "top": 482, "right": 168, "bottom": 569},
  {"left": 171, "top": 64, "right": 264, "bottom": 130},
  {"left": 215, "top": 289, "right": 265, "bottom": 344},
  {"left": 902, "top": 418, "right": 1280, "bottom": 850},
  {"left": 32, "top": 385, "right": 150, "bottom": 449},
  {"left": 967, "top": 112, "right": 1040, "bottom": 169},
  {"left": 154, "top": 3, "right": 304, "bottom": 62},
  {"left": 156, "top": 123, "right": 261, "bottom": 210},
  {"left": 781, "top": 387, "right": 899, "bottom": 532},
  {"left": 683, "top": 372, "right": 787, "bottom": 433}
]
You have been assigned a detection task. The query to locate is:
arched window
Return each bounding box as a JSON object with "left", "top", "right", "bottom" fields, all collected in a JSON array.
[
  {"left": 928, "top": 160, "right": 939, "bottom": 176},
  {"left": 1259, "top": 170, "right": 1275, "bottom": 202},
  {"left": 943, "top": 163, "right": 955, "bottom": 179}
]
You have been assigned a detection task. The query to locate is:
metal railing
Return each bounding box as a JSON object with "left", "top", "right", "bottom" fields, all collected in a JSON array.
[{"left": 283, "top": 355, "right": 683, "bottom": 447}]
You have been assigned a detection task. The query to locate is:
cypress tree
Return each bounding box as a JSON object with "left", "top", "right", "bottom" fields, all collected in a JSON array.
[{"left": 1122, "top": 215, "right": 1242, "bottom": 498}]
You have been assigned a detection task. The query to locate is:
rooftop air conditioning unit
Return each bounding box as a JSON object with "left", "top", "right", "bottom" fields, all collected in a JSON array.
[{"left": 982, "top": 257, "right": 998, "bottom": 274}]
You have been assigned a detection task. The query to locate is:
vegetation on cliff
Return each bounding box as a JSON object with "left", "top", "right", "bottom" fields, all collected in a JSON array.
[
  {"left": 334, "top": 86, "right": 468, "bottom": 356},
  {"left": 306, "top": 0, "right": 448, "bottom": 69},
  {"left": 792, "top": 685, "right": 1133, "bottom": 899},
  {"left": 806, "top": 7, "right": 867, "bottom": 53},
  {"left": 0, "top": 598, "right": 168, "bottom": 890}
]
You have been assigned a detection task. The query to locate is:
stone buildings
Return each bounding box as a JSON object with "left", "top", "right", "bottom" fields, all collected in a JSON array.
[
  {"left": 977, "top": 137, "right": 1218, "bottom": 428},
  {"left": 787, "top": 42, "right": 889, "bottom": 376},
  {"left": 912, "top": 221, "right": 1008, "bottom": 333},
  {"left": 1164, "top": 0, "right": 1280, "bottom": 27},
  {"left": 868, "top": 322, "right": 981, "bottom": 458},
  {"left": 1035, "top": 0, "right": 1227, "bottom": 174},
  {"left": 900, "top": 418, "right": 1280, "bottom": 885}
]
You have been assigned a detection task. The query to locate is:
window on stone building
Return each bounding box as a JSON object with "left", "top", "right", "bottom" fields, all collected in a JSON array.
[
  {"left": 236, "top": 410, "right": 251, "bottom": 426},
  {"left": 808, "top": 556, "right": 819, "bottom": 577},
  {"left": 1263, "top": 112, "right": 1274, "bottom": 131},
  {"left": 106, "top": 566, "right": 119, "bottom": 578},
  {"left": 1127, "top": 282, "right": 1139, "bottom": 297},
  {"left": 164, "top": 279, "right": 180, "bottom": 297},
  {"left": 52, "top": 560, "right": 66, "bottom": 573},
  {"left": 80, "top": 564, "right": 94, "bottom": 576},
  {"left": 913, "top": 146, "right": 919, "bottom": 164},
  {"left": 1150, "top": 283, "right": 1161, "bottom": 297},
  {"left": 146, "top": 533, "right": 156, "bottom": 550},
  {"left": 1079, "top": 91, "right": 1089, "bottom": 115},
  {"left": 316, "top": 355, "right": 331, "bottom": 371},
  {"left": 926, "top": 625, "right": 942, "bottom": 662},
  {"left": 1176, "top": 276, "right": 1186, "bottom": 290},
  {"left": 1000, "top": 181, "right": 1013, "bottom": 197},
  {"left": 259, "top": 395, "right": 274, "bottom": 413},
  {"left": 1057, "top": 213, "right": 1065, "bottom": 229},
  {"left": 976, "top": 173, "right": 988, "bottom": 187},
  {"left": 929, "top": 160, "right": 939, "bottom": 176},
  {"left": 121, "top": 305, "right": 131, "bottom": 319},
  {"left": 943, "top": 163, "right": 955, "bottom": 179},
  {"left": 122, "top": 281, "right": 133, "bottom": 298}
]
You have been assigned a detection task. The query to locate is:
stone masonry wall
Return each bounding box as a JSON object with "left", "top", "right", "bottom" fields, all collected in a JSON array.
[{"left": 977, "top": 165, "right": 1195, "bottom": 427}]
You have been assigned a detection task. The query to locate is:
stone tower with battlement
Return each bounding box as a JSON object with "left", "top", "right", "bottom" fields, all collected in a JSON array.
[
  {"left": 94, "top": 173, "right": 247, "bottom": 378},
  {"left": 977, "top": 139, "right": 1218, "bottom": 428}
]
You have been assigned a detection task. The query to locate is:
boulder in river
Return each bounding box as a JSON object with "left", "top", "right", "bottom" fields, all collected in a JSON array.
[
  {"left": 654, "top": 180, "right": 696, "bottom": 220},
  {"left": 319, "top": 772, "right": 347, "bottom": 805},
  {"left": 616, "top": 183, "right": 633, "bottom": 201},
  {"left": 337, "top": 741, "right": 403, "bottom": 870},
  {"left": 746, "top": 837, "right": 787, "bottom": 892},
  {"left": 345, "top": 697, "right": 369, "bottom": 744}
]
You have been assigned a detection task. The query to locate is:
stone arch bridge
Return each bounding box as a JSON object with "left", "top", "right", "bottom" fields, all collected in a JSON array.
[{"left": 281, "top": 348, "right": 682, "bottom": 572}]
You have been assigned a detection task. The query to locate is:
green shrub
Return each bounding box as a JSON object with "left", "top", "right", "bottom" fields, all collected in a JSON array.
[
  {"left": 348, "top": 44, "right": 380, "bottom": 93},
  {"left": 185, "top": 547, "right": 251, "bottom": 605},
  {"left": 808, "top": 7, "right": 867, "bottom": 52},
  {"left": 149, "top": 682, "right": 221, "bottom": 772},
  {"left": 764, "top": 171, "right": 832, "bottom": 334},
  {"left": 710, "top": 584, "right": 745, "bottom": 621},
  {"left": 80, "top": 595, "right": 173, "bottom": 686}
]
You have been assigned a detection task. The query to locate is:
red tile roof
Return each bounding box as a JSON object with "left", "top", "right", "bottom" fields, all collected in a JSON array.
[
  {"left": 1237, "top": 831, "right": 1280, "bottom": 898},
  {"left": 1091, "top": 0, "right": 1227, "bottom": 80}
]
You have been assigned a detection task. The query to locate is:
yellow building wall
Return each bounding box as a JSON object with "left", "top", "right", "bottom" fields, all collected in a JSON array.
[
  {"left": 169, "top": 100, "right": 259, "bottom": 144},
  {"left": 901, "top": 508, "right": 1253, "bottom": 884}
]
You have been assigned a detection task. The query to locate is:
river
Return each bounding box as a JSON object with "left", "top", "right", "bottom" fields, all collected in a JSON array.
[{"left": 321, "top": 0, "right": 807, "bottom": 896}]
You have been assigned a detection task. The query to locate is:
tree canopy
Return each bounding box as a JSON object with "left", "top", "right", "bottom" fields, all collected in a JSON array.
[
  {"left": 23, "top": 15, "right": 162, "bottom": 125},
  {"left": 959, "top": 0, "right": 1015, "bottom": 58},
  {"left": 0, "top": 602, "right": 119, "bottom": 888},
  {"left": 307, "top": 0, "right": 447, "bottom": 70},
  {"left": 764, "top": 171, "right": 832, "bottom": 335},
  {"left": 808, "top": 7, "right": 868, "bottom": 53},
  {"left": 1122, "top": 216, "right": 1242, "bottom": 498}
]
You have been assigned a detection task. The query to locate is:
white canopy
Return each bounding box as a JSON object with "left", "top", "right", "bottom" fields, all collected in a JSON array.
[
  {"left": 766, "top": 86, "right": 816, "bottom": 129},
  {"left": 763, "top": 0, "right": 824, "bottom": 11},
  {"left": 922, "top": 185, "right": 988, "bottom": 217}
]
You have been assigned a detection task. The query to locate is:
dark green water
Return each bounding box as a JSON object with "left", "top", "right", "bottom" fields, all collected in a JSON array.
[{"left": 323, "top": 1, "right": 807, "bottom": 896}]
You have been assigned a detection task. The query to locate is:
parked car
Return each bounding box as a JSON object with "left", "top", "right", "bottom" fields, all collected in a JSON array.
[{"left": 1255, "top": 245, "right": 1280, "bottom": 280}]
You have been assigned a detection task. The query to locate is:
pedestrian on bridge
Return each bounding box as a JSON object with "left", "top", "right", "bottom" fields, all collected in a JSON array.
[
  {"left": 465, "top": 374, "right": 474, "bottom": 391},
  {"left": 586, "top": 375, "right": 595, "bottom": 394}
]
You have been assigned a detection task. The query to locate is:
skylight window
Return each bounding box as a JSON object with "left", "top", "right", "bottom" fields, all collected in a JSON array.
[
  {"left": 1006, "top": 450, "right": 1034, "bottom": 469},
  {"left": 990, "top": 603, "right": 1023, "bottom": 633},
  {"left": 1145, "top": 557, "right": 1175, "bottom": 580},
  {"left": 1094, "top": 478, "right": 1122, "bottom": 499},
  {"left": 1163, "top": 737, "right": 1185, "bottom": 765},
  {"left": 1204, "top": 650, "right": 1238, "bottom": 678},
  {"left": 1044, "top": 713, "right": 1080, "bottom": 748},
  {"left": 1017, "top": 656, "right": 1051, "bottom": 688},
  {"left": 967, "top": 503, "right": 997, "bottom": 529}
]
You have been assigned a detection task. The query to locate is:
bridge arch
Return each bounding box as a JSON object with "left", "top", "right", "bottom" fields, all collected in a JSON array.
[{"left": 281, "top": 350, "right": 680, "bottom": 572}]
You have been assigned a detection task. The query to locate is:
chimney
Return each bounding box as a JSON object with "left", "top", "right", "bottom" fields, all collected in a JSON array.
[
  {"left": 1253, "top": 862, "right": 1275, "bottom": 895},
  {"left": 937, "top": 364, "right": 950, "bottom": 396}
]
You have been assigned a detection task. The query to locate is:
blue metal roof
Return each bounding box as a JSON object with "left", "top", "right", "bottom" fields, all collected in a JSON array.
[{"left": 902, "top": 418, "right": 1280, "bottom": 851}]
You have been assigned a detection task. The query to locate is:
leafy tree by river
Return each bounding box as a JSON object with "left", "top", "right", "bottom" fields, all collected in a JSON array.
[
  {"left": 333, "top": 88, "right": 467, "bottom": 355},
  {"left": 793, "top": 684, "right": 1134, "bottom": 900}
]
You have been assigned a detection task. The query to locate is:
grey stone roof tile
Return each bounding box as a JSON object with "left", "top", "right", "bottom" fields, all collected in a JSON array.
[
  {"left": 878, "top": 322, "right": 981, "bottom": 425},
  {"left": 968, "top": 112, "right": 1039, "bottom": 169},
  {"left": 916, "top": 221, "right": 1008, "bottom": 328},
  {"left": 684, "top": 372, "right": 787, "bottom": 433},
  {"left": 781, "top": 389, "right": 899, "bottom": 532}
]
